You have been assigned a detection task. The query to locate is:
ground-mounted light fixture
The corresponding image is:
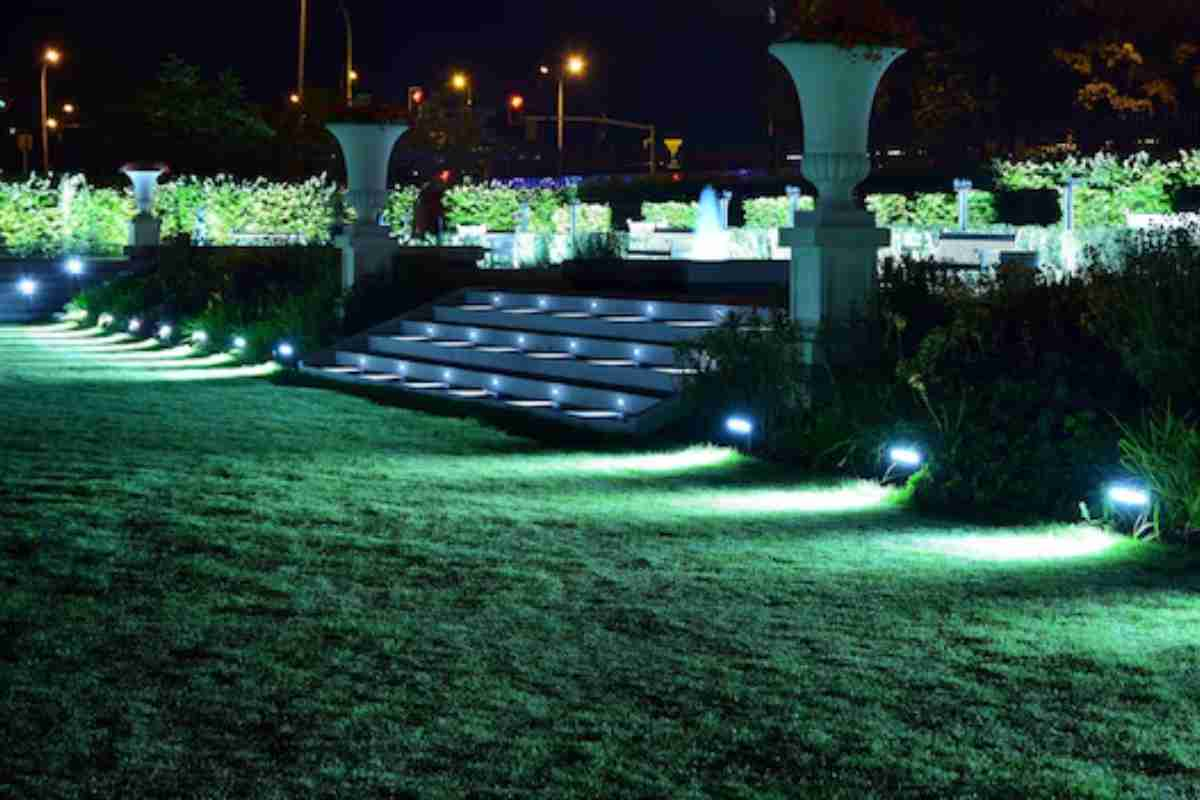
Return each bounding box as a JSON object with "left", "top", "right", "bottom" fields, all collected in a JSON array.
[
  {"left": 157, "top": 324, "right": 173, "bottom": 341},
  {"left": 128, "top": 318, "right": 142, "bottom": 333},
  {"left": 65, "top": 257, "right": 84, "bottom": 276},
  {"left": 1107, "top": 484, "right": 1151, "bottom": 509},
  {"left": 192, "top": 331, "right": 208, "bottom": 346},
  {"left": 231, "top": 336, "right": 247, "bottom": 351},
  {"left": 17, "top": 278, "right": 37, "bottom": 298},
  {"left": 275, "top": 342, "right": 295, "bottom": 361},
  {"left": 726, "top": 416, "right": 754, "bottom": 450},
  {"left": 883, "top": 444, "right": 924, "bottom": 484},
  {"left": 98, "top": 313, "right": 114, "bottom": 328}
]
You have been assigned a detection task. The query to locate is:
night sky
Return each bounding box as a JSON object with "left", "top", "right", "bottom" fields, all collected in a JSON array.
[{"left": 4, "top": 0, "right": 774, "bottom": 146}]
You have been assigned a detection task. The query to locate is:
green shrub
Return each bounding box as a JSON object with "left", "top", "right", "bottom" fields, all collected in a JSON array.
[
  {"left": 444, "top": 181, "right": 571, "bottom": 234},
  {"left": 1083, "top": 226, "right": 1200, "bottom": 411},
  {"left": 742, "top": 196, "right": 815, "bottom": 228},
  {"left": 156, "top": 174, "right": 340, "bottom": 245},
  {"left": 641, "top": 201, "right": 697, "bottom": 230},
  {"left": 1116, "top": 407, "right": 1200, "bottom": 539},
  {"left": 382, "top": 185, "right": 421, "bottom": 240},
  {"left": 866, "top": 194, "right": 912, "bottom": 225},
  {"left": 552, "top": 203, "right": 611, "bottom": 235},
  {"left": 676, "top": 311, "right": 812, "bottom": 452}
]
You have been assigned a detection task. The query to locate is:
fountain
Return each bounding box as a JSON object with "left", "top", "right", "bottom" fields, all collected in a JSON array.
[{"left": 682, "top": 185, "right": 730, "bottom": 261}]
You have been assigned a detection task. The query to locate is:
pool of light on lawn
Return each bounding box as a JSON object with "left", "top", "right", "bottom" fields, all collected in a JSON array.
[
  {"left": 681, "top": 481, "right": 895, "bottom": 515},
  {"left": 910, "top": 526, "right": 1124, "bottom": 561}
]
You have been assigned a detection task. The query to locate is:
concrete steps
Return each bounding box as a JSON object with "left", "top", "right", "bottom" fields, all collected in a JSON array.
[{"left": 301, "top": 289, "right": 768, "bottom": 434}]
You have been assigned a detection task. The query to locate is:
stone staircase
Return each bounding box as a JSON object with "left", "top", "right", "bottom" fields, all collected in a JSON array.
[{"left": 300, "top": 289, "right": 766, "bottom": 434}]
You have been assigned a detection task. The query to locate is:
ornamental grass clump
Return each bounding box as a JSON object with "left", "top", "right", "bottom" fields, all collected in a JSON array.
[{"left": 1116, "top": 406, "right": 1200, "bottom": 540}]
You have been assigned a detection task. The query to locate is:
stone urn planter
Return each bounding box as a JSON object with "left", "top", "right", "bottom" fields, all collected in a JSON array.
[
  {"left": 121, "top": 163, "right": 168, "bottom": 248},
  {"left": 326, "top": 122, "right": 409, "bottom": 289},
  {"left": 768, "top": 42, "right": 904, "bottom": 218},
  {"left": 770, "top": 41, "right": 905, "bottom": 362},
  {"left": 326, "top": 123, "right": 409, "bottom": 229}
]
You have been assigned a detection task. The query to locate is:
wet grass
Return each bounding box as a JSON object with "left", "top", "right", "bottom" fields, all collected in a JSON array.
[{"left": 1, "top": 321, "right": 1199, "bottom": 798}]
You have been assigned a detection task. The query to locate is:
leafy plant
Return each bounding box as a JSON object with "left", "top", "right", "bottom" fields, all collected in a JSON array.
[{"left": 1116, "top": 406, "right": 1200, "bottom": 539}]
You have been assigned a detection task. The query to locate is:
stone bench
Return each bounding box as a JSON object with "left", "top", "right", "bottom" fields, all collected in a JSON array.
[{"left": 936, "top": 232, "right": 1017, "bottom": 268}]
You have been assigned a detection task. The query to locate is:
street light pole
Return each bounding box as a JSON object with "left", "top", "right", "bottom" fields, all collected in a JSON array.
[
  {"left": 297, "top": 0, "right": 308, "bottom": 103},
  {"left": 339, "top": 2, "right": 353, "bottom": 105},
  {"left": 556, "top": 76, "right": 565, "bottom": 178},
  {"left": 39, "top": 49, "right": 60, "bottom": 175}
]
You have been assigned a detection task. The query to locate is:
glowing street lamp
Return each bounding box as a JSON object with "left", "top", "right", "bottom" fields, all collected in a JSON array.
[
  {"left": 46, "top": 118, "right": 59, "bottom": 131},
  {"left": 547, "top": 53, "right": 587, "bottom": 177},
  {"left": 40, "top": 47, "right": 62, "bottom": 174},
  {"left": 289, "top": 92, "right": 302, "bottom": 106},
  {"left": 62, "top": 103, "right": 75, "bottom": 115},
  {"left": 450, "top": 72, "right": 473, "bottom": 109}
]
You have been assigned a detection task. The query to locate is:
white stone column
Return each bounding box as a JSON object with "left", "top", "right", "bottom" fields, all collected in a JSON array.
[
  {"left": 327, "top": 123, "right": 409, "bottom": 290},
  {"left": 122, "top": 165, "right": 166, "bottom": 248},
  {"left": 770, "top": 42, "right": 904, "bottom": 364}
]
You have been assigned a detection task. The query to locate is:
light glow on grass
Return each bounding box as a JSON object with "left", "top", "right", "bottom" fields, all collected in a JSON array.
[
  {"left": 913, "top": 527, "right": 1123, "bottom": 562},
  {"left": 691, "top": 482, "right": 892, "bottom": 514},
  {"left": 150, "top": 362, "right": 281, "bottom": 381},
  {"left": 579, "top": 446, "right": 738, "bottom": 474}
]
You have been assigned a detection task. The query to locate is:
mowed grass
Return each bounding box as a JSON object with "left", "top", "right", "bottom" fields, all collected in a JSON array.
[{"left": 2, "top": 322, "right": 1199, "bottom": 799}]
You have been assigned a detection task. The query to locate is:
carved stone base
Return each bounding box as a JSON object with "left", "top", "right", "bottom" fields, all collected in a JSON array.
[
  {"left": 128, "top": 213, "right": 161, "bottom": 248},
  {"left": 336, "top": 224, "right": 399, "bottom": 291},
  {"left": 781, "top": 214, "right": 890, "bottom": 366}
]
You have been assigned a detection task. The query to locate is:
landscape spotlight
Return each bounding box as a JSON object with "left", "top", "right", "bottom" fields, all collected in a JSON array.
[
  {"left": 275, "top": 342, "right": 295, "bottom": 360},
  {"left": 726, "top": 416, "right": 754, "bottom": 436},
  {"left": 231, "top": 336, "right": 247, "bottom": 350},
  {"left": 17, "top": 278, "right": 36, "bottom": 297},
  {"left": 192, "top": 331, "right": 208, "bottom": 345},
  {"left": 98, "top": 313, "right": 114, "bottom": 327},
  {"left": 65, "top": 257, "right": 84, "bottom": 276},
  {"left": 1108, "top": 484, "right": 1151, "bottom": 509},
  {"left": 889, "top": 446, "right": 924, "bottom": 468},
  {"left": 157, "top": 324, "right": 173, "bottom": 340},
  {"left": 128, "top": 318, "right": 142, "bottom": 333}
]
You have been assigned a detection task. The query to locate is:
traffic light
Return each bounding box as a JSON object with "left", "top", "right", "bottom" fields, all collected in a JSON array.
[
  {"left": 408, "top": 86, "right": 425, "bottom": 115},
  {"left": 507, "top": 94, "right": 525, "bottom": 125}
]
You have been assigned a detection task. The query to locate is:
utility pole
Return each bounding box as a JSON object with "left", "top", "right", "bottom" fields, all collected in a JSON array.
[
  {"left": 297, "top": 0, "right": 308, "bottom": 103},
  {"left": 339, "top": 2, "right": 353, "bottom": 105}
]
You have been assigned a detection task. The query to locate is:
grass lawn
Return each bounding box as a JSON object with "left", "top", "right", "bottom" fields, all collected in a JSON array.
[{"left": 2, "top": 321, "right": 1199, "bottom": 799}]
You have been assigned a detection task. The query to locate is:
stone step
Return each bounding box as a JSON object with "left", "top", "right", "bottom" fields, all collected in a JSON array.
[{"left": 365, "top": 334, "right": 689, "bottom": 394}]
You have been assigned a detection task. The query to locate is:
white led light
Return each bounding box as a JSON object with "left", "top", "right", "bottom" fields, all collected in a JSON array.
[
  {"left": 17, "top": 278, "right": 36, "bottom": 297},
  {"left": 889, "top": 447, "right": 923, "bottom": 468},
  {"left": 65, "top": 258, "right": 84, "bottom": 276},
  {"left": 726, "top": 417, "right": 753, "bottom": 435},
  {"left": 158, "top": 324, "right": 173, "bottom": 340},
  {"left": 128, "top": 318, "right": 142, "bottom": 333},
  {"left": 192, "top": 331, "right": 208, "bottom": 344},
  {"left": 276, "top": 342, "right": 295, "bottom": 359},
  {"left": 232, "top": 336, "right": 247, "bottom": 350},
  {"left": 1108, "top": 485, "right": 1150, "bottom": 508}
]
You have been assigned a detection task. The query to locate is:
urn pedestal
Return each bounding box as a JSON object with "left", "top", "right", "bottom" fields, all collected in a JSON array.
[
  {"left": 326, "top": 123, "right": 409, "bottom": 289},
  {"left": 122, "top": 167, "right": 166, "bottom": 249},
  {"left": 769, "top": 42, "right": 904, "bottom": 365}
]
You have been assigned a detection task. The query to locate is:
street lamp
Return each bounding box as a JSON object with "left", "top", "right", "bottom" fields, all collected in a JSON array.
[
  {"left": 450, "top": 72, "right": 472, "bottom": 109},
  {"left": 546, "top": 53, "right": 587, "bottom": 177},
  {"left": 62, "top": 103, "right": 75, "bottom": 115},
  {"left": 40, "top": 47, "right": 61, "bottom": 175}
]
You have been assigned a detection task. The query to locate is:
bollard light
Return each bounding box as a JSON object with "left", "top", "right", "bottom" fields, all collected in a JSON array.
[
  {"left": 1107, "top": 484, "right": 1151, "bottom": 509},
  {"left": 726, "top": 417, "right": 754, "bottom": 436},
  {"left": 889, "top": 446, "right": 924, "bottom": 468}
]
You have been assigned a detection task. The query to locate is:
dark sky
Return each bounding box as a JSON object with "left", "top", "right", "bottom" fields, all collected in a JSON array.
[{"left": 4, "top": 0, "right": 774, "bottom": 145}]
